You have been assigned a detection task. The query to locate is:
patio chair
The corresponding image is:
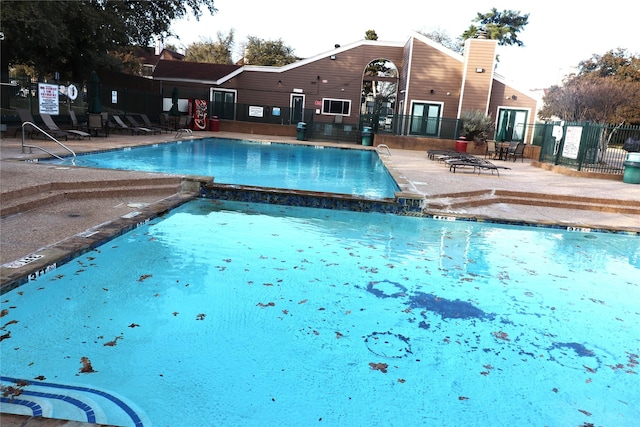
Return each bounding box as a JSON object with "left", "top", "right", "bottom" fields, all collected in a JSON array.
[
  {"left": 69, "top": 110, "right": 85, "bottom": 130},
  {"left": 41, "top": 113, "right": 90, "bottom": 140},
  {"left": 485, "top": 141, "right": 497, "bottom": 159},
  {"left": 14, "top": 109, "right": 38, "bottom": 138},
  {"left": 126, "top": 115, "right": 161, "bottom": 134},
  {"left": 112, "top": 115, "right": 152, "bottom": 135},
  {"left": 88, "top": 113, "right": 110, "bottom": 137},
  {"left": 507, "top": 142, "right": 525, "bottom": 162},
  {"left": 141, "top": 113, "right": 171, "bottom": 133}
]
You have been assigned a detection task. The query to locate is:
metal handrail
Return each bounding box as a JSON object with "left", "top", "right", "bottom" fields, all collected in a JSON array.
[
  {"left": 376, "top": 144, "right": 391, "bottom": 156},
  {"left": 21, "top": 121, "right": 76, "bottom": 164}
]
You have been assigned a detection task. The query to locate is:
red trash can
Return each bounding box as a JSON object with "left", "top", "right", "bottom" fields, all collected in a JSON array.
[
  {"left": 209, "top": 117, "right": 220, "bottom": 132},
  {"left": 455, "top": 137, "right": 468, "bottom": 153}
]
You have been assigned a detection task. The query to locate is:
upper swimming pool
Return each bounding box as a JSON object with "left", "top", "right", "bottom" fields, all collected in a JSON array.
[{"left": 46, "top": 138, "right": 399, "bottom": 199}]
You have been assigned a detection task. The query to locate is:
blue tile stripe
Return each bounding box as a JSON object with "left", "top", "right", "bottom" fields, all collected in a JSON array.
[
  {"left": 0, "top": 397, "right": 43, "bottom": 416},
  {"left": 1, "top": 376, "right": 144, "bottom": 427}
]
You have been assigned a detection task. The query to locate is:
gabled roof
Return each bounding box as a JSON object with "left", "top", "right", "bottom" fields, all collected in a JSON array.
[{"left": 152, "top": 61, "right": 241, "bottom": 84}]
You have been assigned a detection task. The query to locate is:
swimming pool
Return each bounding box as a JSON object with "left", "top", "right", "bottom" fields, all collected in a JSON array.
[
  {"left": 48, "top": 138, "right": 399, "bottom": 199},
  {"left": 1, "top": 199, "right": 638, "bottom": 426}
]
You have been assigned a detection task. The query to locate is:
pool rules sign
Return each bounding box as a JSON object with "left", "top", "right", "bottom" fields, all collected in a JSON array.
[{"left": 38, "top": 83, "right": 59, "bottom": 115}]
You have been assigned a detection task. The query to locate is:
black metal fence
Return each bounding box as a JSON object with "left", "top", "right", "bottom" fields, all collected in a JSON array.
[{"left": 534, "top": 122, "right": 640, "bottom": 175}]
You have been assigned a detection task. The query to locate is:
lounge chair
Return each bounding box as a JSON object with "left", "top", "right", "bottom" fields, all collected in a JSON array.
[
  {"left": 69, "top": 110, "right": 85, "bottom": 130},
  {"left": 126, "top": 115, "right": 161, "bottom": 134},
  {"left": 141, "top": 113, "right": 171, "bottom": 133},
  {"left": 446, "top": 155, "right": 511, "bottom": 176},
  {"left": 507, "top": 142, "right": 525, "bottom": 162},
  {"left": 14, "top": 109, "right": 38, "bottom": 138},
  {"left": 41, "top": 113, "right": 90, "bottom": 140},
  {"left": 112, "top": 115, "right": 152, "bottom": 135}
]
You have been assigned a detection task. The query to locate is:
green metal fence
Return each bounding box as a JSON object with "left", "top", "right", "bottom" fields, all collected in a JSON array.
[{"left": 535, "top": 121, "right": 640, "bottom": 175}]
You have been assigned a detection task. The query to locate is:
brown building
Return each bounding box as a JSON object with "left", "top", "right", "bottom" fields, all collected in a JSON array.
[{"left": 152, "top": 32, "right": 538, "bottom": 143}]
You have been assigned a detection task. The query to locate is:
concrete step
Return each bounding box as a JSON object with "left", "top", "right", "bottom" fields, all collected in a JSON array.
[
  {"left": 1, "top": 177, "right": 183, "bottom": 217},
  {"left": 425, "top": 189, "right": 640, "bottom": 215}
]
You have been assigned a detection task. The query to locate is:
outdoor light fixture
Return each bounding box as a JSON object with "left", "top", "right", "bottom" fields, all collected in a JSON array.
[
  {"left": 476, "top": 68, "right": 485, "bottom": 73},
  {"left": 430, "top": 89, "right": 435, "bottom": 94},
  {"left": 330, "top": 55, "right": 336, "bottom": 60},
  {"left": 277, "top": 80, "right": 282, "bottom": 86}
]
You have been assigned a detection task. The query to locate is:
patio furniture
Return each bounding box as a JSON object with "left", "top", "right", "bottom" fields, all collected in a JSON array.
[
  {"left": 485, "top": 141, "right": 497, "bottom": 159},
  {"left": 41, "top": 113, "right": 90, "bottom": 140},
  {"left": 126, "top": 115, "right": 161, "bottom": 134},
  {"left": 112, "top": 115, "right": 152, "bottom": 134},
  {"left": 88, "top": 113, "right": 110, "bottom": 137},
  {"left": 507, "top": 142, "right": 525, "bottom": 162},
  {"left": 141, "top": 113, "right": 171, "bottom": 133}
]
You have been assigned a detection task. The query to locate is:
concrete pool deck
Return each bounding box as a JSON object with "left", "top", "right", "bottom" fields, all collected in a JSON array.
[{"left": 1, "top": 130, "right": 639, "bottom": 426}]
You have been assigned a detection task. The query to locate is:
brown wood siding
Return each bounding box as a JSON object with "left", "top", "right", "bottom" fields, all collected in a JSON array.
[
  {"left": 220, "top": 45, "right": 404, "bottom": 126},
  {"left": 459, "top": 39, "right": 497, "bottom": 114},
  {"left": 489, "top": 80, "right": 539, "bottom": 143},
  {"left": 404, "top": 40, "right": 463, "bottom": 118}
]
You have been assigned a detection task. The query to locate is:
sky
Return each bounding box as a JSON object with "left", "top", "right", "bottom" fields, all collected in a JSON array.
[{"left": 168, "top": 0, "right": 639, "bottom": 92}]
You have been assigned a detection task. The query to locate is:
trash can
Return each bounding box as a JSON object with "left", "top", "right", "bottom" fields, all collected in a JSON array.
[
  {"left": 362, "top": 126, "right": 373, "bottom": 146},
  {"left": 623, "top": 152, "right": 640, "bottom": 184},
  {"left": 455, "top": 137, "right": 468, "bottom": 153},
  {"left": 209, "top": 116, "right": 220, "bottom": 132},
  {"left": 296, "top": 122, "right": 307, "bottom": 141}
]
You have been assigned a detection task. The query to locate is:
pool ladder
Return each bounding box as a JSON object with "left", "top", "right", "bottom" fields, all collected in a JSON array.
[
  {"left": 21, "top": 121, "right": 76, "bottom": 164},
  {"left": 174, "top": 128, "right": 193, "bottom": 139},
  {"left": 376, "top": 144, "right": 391, "bottom": 156}
]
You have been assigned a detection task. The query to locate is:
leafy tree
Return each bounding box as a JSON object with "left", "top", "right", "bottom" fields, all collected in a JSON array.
[
  {"left": 539, "top": 49, "right": 640, "bottom": 160},
  {"left": 365, "top": 30, "right": 378, "bottom": 41},
  {"left": 577, "top": 48, "right": 640, "bottom": 82},
  {"left": 241, "top": 36, "right": 297, "bottom": 66},
  {"left": 419, "top": 28, "right": 464, "bottom": 54},
  {"left": 185, "top": 30, "right": 235, "bottom": 64},
  {"left": 0, "top": 0, "right": 217, "bottom": 82},
  {"left": 461, "top": 8, "right": 529, "bottom": 46}
]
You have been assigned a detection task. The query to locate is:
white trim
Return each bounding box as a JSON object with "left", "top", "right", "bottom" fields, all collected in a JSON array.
[{"left": 321, "top": 97, "right": 352, "bottom": 116}]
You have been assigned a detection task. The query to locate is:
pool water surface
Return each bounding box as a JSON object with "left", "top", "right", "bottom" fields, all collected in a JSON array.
[
  {"left": 49, "top": 138, "right": 399, "bottom": 199},
  {"left": 1, "top": 200, "right": 639, "bottom": 426}
]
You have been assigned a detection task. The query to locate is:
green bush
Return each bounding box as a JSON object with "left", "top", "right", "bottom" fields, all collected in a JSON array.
[{"left": 460, "top": 110, "right": 494, "bottom": 142}]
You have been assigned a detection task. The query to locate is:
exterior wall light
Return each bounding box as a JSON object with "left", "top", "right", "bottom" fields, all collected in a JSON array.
[{"left": 476, "top": 68, "right": 484, "bottom": 73}]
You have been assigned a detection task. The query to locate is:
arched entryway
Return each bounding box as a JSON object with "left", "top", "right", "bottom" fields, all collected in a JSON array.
[{"left": 361, "top": 58, "right": 398, "bottom": 131}]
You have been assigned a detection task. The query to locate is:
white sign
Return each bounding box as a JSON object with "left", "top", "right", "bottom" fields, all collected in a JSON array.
[
  {"left": 38, "top": 83, "right": 59, "bottom": 115},
  {"left": 562, "top": 126, "right": 583, "bottom": 159},
  {"left": 112, "top": 90, "right": 118, "bottom": 103},
  {"left": 249, "top": 106, "right": 264, "bottom": 117}
]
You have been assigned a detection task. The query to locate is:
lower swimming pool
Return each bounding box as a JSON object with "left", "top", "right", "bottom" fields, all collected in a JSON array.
[
  {"left": 48, "top": 138, "right": 399, "bottom": 199},
  {"left": 1, "top": 199, "right": 639, "bottom": 426}
]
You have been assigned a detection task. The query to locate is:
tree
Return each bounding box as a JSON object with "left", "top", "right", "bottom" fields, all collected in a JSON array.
[
  {"left": 241, "top": 36, "right": 297, "bottom": 66},
  {"left": 185, "top": 30, "right": 235, "bottom": 64},
  {"left": 539, "top": 49, "right": 640, "bottom": 161},
  {"left": 460, "top": 110, "right": 494, "bottom": 142},
  {"left": 365, "top": 30, "right": 378, "bottom": 41},
  {"left": 461, "top": 8, "right": 529, "bottom": 46},
  {"left": 419, "top": 28, "right": 464, "bottom": 54},
  {"left": 0, "top": 0, "right": 217, "bottom": 82}
]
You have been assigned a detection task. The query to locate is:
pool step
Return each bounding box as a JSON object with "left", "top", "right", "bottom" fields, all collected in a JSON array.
[
  {"left": 1, "top": 177, "right": 183, "bottom": 217},
  {"left": 425, "top": 189, "right": 640, "bottom": 215}
]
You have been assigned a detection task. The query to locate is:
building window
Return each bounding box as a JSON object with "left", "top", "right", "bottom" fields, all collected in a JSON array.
[{"left": 322, "top": 98, "right": 351, "bottom": 116}]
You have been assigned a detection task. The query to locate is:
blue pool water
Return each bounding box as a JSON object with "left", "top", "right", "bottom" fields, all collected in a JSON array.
[
  {"left": 51, "top": 138, "right": 399, "bottom": 199},
  {"left": 1, "top": 200, "right": 639, "bottom": 426}
]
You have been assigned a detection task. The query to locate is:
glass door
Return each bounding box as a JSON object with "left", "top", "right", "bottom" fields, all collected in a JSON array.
[
  {"left": 211, "top": 90, "right": 236, "bottom": 120},
  {"left": 410, "top": 103, "right": 441, "bottom": 136},
  {"left": 290, "top": 95, "right": 304, "bottom": 124},
  {"left": 496, "top": 109, "right": 528, "bottom": 142}
]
